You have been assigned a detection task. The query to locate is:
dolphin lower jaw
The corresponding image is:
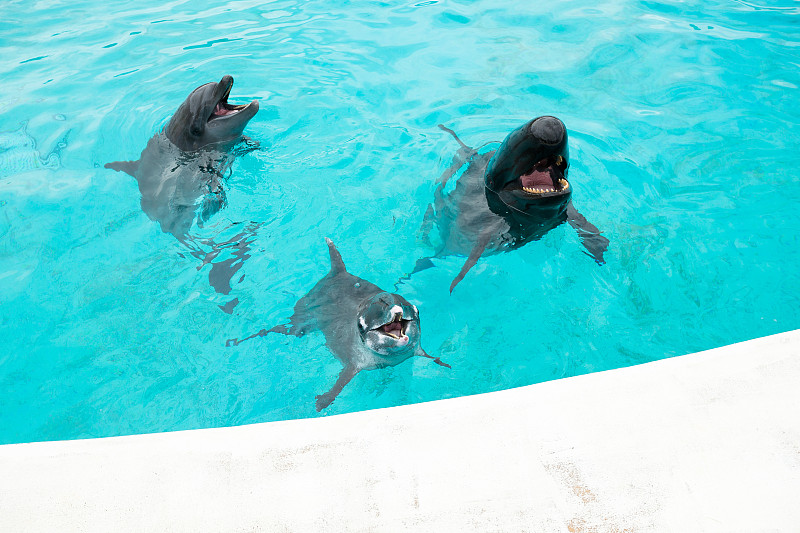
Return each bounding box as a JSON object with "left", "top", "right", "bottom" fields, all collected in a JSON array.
[
  {"left": 506, "top": 155, "right": 570, "bottom": 199},
  {"left": 364, "top": 316, "right": 417, "bottom": 354},
  {"left": 379, "top": 316, "right": 411, "bottom": 341},
  {"left": 202, "top": 99, "right": 259, "bottom": 147},
  {"left": 206, "top": 76, "right": 258, "bottom": 125},
  {"left": 211, "top": 102, "right": 245, "bottom": 117},
  {"left": 496, "top": 187, "right": 571, "bottom": 217},
  {"left": 208, "top": 100, "right": 257, "bottom": 123}
]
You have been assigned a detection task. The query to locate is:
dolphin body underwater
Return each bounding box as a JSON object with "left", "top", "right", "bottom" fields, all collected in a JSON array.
[
  {"left": 105, "top": 75, "right": 260, "bottom": 310},
  {"left": 105, "top": 75, "right": 259, "bottom": 237},
  {"left": 409, "top": 117, "right": 610, "bottom": 292},
  {"left": 227, "top": 238, "right": 450, "bottom": 412}
]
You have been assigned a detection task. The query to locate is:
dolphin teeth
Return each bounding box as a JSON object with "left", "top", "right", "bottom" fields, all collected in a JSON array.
[{"left": 522, "top": 182, "right": 570, "bottom": 195}]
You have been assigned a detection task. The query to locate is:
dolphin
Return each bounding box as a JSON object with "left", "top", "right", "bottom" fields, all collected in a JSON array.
[
  {"left": 105, "top": 74, "right": 259, "bottom": 238},
  {"left": 226, "top": 238, "right": 450, "bottom": 411},
  {"left": 105, "top": 75, "right": 260, "bottom": 311},
  {"left": 408, "top": 117, "right": 609, "bottom": 292}
]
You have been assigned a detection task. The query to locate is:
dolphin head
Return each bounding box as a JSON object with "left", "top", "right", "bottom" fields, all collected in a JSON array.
[
  {"left": 484, "top": 116, "right": 571, "bottom": 215},
  {"left": 164, "top": 75, "right": 259, "bottom": 152},
  {"left": 356, "top": 292, "right": 421, "bottom": 359}
]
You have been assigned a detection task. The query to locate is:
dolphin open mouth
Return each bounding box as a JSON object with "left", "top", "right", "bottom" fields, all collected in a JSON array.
[
  {"left": 208, "top": 78, "right": 253, "bottom": 122},
  {"left": 511, "top": 155, "right": 570, "bottom": 198},
  {"left": 378, "top": 313, "right": 411, "bottom": 340}
]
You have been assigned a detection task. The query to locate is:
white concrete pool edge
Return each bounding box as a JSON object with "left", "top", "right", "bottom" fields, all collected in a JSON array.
[{"left": 2, "top": 330, "right": 799, "bottom": 532}]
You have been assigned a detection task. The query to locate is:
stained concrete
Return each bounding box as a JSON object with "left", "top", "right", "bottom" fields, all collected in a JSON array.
[{"left": 1, "top": 330, "right": 799, "bottom": 532}]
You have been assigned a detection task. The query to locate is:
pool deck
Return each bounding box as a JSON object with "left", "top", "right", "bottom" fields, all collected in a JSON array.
[{"left": 2, "top": 330, "right": 799, "bottom": 531}]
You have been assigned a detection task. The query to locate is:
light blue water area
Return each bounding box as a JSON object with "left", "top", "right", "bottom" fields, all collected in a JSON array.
[{"left": 1, "top": 0, "right": 798, "bottom": 444}]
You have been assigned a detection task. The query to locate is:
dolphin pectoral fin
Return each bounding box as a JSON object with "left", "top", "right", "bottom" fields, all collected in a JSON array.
[
  {"left": 437, "top": 124, "right": 476, "bottom": 187},
  {"left": 267, "top": 322, "right": 312, "bottom": 338},
  {"left": 438, "top": 124, "right": 472, "bottom": 153},
  {"left": 566, "top": 202, "right": 609, "bottom": 265},
  {"left": 393, "top": 257, "right": 436, "bottom": 291},
  {"left": 104, "top": 160, "right": 140, "bottom": 177},
  {"left": 224, "top": 328, "right": 270, "bottom": 347},
  {"left": 450, "top": 231, "right": 492, "bottom": 293},
  {"left": 224, "top": 323, "right": 298, "bottom": 347},
  {"left": 412, "top": 257, "right": 436, "bottom": 274},
  {"left": 199, "top": 188, "right": 226, "bottom": 224},
  {"left": 417, "top": 348, "right": 451, "bottom": 369},
  {"left": 315, "top": 365, "right": 359, "bottom": 411}
]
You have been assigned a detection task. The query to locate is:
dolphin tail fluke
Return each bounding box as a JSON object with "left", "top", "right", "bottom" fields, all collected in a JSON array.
[
  {"left": 325, "top": 237, "right": 346, "bottom": 274},
  {"left": 104, "top": 159, "right": 140, "bottom": 177}
]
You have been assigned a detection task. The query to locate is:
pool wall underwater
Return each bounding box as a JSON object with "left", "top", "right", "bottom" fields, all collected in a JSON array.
[{"left": 1, "top": 330, "right": 799, "bottom": 531}]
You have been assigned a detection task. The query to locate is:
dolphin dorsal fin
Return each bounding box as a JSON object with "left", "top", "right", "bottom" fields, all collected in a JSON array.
[
  {"left": 104, "top": 160, "right": 140, "bottom": 177},
  {"left": 325, "top": 237, "right": 347, "bottom": 274}
]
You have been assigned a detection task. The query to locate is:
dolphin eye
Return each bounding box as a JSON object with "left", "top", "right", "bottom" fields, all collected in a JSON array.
[{"left": 190, "top": 125, "right": 202, "bottom": 137}]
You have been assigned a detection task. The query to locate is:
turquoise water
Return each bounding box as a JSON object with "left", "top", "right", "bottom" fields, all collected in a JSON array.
[{"left": 1, "top": 0, "right": 799, "bottom": 444}]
